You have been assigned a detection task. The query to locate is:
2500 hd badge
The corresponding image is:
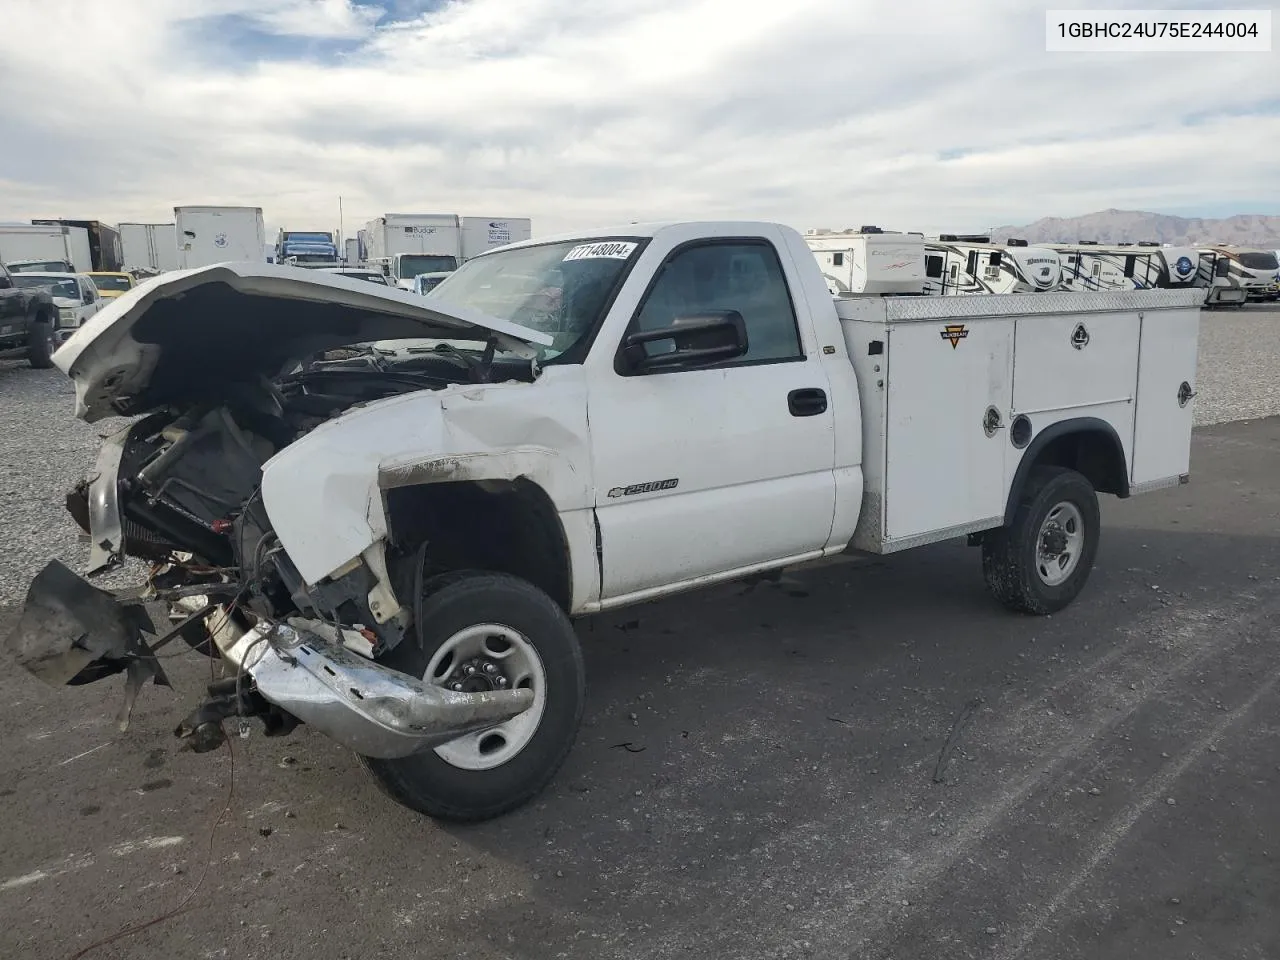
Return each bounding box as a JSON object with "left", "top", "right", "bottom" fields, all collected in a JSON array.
[{"left": 607, "top": 478, "right": 679, "bottom": 498}]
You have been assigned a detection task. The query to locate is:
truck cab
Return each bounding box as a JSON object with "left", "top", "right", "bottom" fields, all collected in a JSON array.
[{"left": 374, "top": 252, "right": 460, "bottom": 290}]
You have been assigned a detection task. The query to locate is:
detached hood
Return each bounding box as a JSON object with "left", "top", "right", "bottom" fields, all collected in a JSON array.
[{"left": 52, "top": 261, "right": 552, "bottom": 423}]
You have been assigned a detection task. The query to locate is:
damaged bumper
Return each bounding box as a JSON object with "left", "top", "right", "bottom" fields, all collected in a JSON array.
[
  {"left": 6, "top": 563, "right": 534, "bottom": 760},
  {"left": 180, "top": 597, "right": 535, "bottom": 758}
]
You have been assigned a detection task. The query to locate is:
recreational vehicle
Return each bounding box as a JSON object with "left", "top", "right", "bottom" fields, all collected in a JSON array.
[
  {"left": 1198, "top": 245, "right": 1280, "bottom": 303},
  {"left": 923, "top": 235, "right": 1063, "bottom": 295},
  {"left": 804, "top": 227, "right": 925, "bottom": 296},
  {"left": 1048, "top": 242, "right": 1201, "bottom": 294}
]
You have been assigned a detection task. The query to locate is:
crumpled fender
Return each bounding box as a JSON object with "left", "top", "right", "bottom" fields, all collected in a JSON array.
[{"left": 260, "top": 370, "right": 593, "bottom": 589}]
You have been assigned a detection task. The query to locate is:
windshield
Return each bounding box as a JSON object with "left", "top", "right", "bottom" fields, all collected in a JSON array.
[
  {"left": 13, "top": 275, "right": 80, "bottom": 298},
  {"left": 399, "top": 254, "right": 457, "bottom": 278},
  {"left": 89, "top": 274, "right": 132, "bottom": 292},
  {"left": 1237, "top": 252, "right": 1279, "bottom": 271},
  {"left": 423, "top": 237, "right": 643, "bottom": 361},
  {"left": 8, "top": 261, "right": 69, "bottom": 273},
  {"left": 284, "top": 233, "right": 332, "bottom": 244}
]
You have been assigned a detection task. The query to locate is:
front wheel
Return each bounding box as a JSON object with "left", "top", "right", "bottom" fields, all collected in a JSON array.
[
  {"left": 26, "top": 318, "right": 55, "bottom": 369},
  {"left": 982, "top": 466, "right": 1100, "bottom": 615},
  {"left": 361, "top": 571, "right": 585, "bottom": 822}
]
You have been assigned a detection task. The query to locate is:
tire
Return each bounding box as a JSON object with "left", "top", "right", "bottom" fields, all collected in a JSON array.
[
  {"left": 361, "top": 570, "right": 585, "bottom": 822},
  {"left": 26, "top": 316, "right": 55, "bottom": 369},
  {"left": 982, "top": 466, "right": 1100, "bottom": 616}
]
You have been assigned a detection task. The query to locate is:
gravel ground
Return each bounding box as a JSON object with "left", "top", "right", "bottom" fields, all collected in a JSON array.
[
  {"left": 0, "top": 303, "right": 1277, "bottom": 606},
  {"left": 1193, "top": 304, "right": 1280, "bottom": 425}
]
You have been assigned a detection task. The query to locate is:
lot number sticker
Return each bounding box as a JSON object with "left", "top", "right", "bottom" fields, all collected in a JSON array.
[{"left": 563, "top": 241, "right": 637, "bottom": 262}]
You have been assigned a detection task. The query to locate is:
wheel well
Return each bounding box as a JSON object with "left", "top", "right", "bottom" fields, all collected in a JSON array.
[
  {"left": 1005, "top": 419, "right": 1129, "bottom": 524},
  {"left": 384, "top": 478, "right": 573, "bottom": 611}
]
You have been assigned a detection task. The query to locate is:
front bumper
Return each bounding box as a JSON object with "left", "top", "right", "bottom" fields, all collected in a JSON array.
[
  {"left": 5, "top": 563, "right": 534, "bottom": 759},
  {"left": 178, "top": 597, "right": 534, "bottom": 758}
]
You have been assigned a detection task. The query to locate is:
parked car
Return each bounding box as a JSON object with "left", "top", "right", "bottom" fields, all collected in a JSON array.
[
  {"left": 9, "top": 272, "right": 104, "bottom": 342},
  {"left": 6, "top": 258, "right": 75, "bottom": 274},
  {"left": 412, "top": 271, "right": 452, "bottom": 295},
  {"left": 85, "top": 271, "right": 136, "bottom": 299},
  {"left": 0, "top": 262, "right": 58, "bottom": 368}
]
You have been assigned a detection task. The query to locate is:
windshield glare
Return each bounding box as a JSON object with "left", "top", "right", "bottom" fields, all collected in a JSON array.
[
  {"left": 399, "top": 255, "right": 457, "bottom": 278},
  {"left": 1237, "top": 252, "right": 1279, "bottom": 271},
  {"left": 423, "top": 238, "right": 642, "bottom": 360},
  {"left": 9, "top": 261, "right": 68, "bottom": 273},
  {"left": 14, "top": 275, "right": 80, "bottom": 298},
  {"left": 90, "top": 274, "right": 132, "bottom": 291}
]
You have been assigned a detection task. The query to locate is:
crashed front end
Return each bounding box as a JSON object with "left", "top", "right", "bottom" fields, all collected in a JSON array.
[{"left": 5, "top": 262, "right": 547, "bottom": 758}]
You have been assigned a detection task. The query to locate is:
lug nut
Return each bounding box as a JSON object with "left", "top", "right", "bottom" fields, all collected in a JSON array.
[
  {"left": 450, "top": 682, "right": 462, "bottom": 691},
  {"left": 483, "top": 662, "right": 498, "bottom": 674},
  {"left": 465, "top": 664, "right": 477, "bottom": 676}
]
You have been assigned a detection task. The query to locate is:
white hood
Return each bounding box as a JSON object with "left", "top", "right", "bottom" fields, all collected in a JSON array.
[{"left": 52, "top": 261, "right": 552, "bottom": 422}]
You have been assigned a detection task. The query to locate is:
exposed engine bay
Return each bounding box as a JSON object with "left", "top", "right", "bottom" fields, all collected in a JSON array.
[
  {"left": 13, "top": 339, "right": 540, "bottom": 756},
  {"left": 73, "top": 343, "right": 537, "bottom": 644}
]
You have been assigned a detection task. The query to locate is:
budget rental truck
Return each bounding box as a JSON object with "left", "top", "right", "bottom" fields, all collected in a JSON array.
[
  {"left": 364, "top": 213, "right": 462, "bottom": 289},
  {"left": 10, "top": 220, "right": 1202, "bottom": 826}
]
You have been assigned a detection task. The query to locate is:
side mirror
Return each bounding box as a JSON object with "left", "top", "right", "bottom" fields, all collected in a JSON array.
[
  {"left": 621, "top": 310, "right": 749, "bottom": 373},
  {"left": 0, "top": 274, "right": 10, "bottom": 290}
]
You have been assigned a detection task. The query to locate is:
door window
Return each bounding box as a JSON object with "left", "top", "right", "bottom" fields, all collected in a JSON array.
[
  {"left": 925, "top": 255, "right": 943, "bottom": 278},
  {"left": 627, "top": 241, "right": 803, "bottom": 369}
]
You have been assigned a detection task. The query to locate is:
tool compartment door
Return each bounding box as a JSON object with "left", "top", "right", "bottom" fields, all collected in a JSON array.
[
  {"left": 883, "top": 317, "right": 1014, "bottom": 542},
  {"left": 1131, "top": 307, "right": 1201, "bottom": 485}
]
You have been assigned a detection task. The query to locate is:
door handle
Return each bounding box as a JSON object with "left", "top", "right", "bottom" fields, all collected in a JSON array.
[{"left": 788, "top": 388, "right": 828, "bottom": 417}]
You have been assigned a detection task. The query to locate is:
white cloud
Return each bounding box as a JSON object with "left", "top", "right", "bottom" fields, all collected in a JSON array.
[{"left": 0, "top": 0, "right": 1275, "bottom": 238}]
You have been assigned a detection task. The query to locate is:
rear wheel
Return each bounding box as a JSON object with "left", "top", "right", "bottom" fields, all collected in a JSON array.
[
  {"left": 982, "top": 466, "right": 1100, "bottom": 615},
  {"left": 26, "top": 316, "right": 55, "bottom": 369},
  {"left": 361, "top": 571, "right": 585, "bottom": 822}
]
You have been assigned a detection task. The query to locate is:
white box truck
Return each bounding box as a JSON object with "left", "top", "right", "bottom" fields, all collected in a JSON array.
[
  {"left": 344, "top": 237, "right": 361, "bottom": 265},
  {"left": 364, "top": 213, "right": 461, "bottom": 289},
  {"left": 460, "top": 217, "right": 532, "bottom": 261},
  {"left": 174, "top": 206, "right": 267, "bottom": 269},
  {"left": 0, "top": 223, "right": 93, "bottom": 273},
  {"left": 118, "top": 222, "right": 179, "bottom": 273},
  {"left": 21, "top": 219, "right": 1204, "bottom": 824}
]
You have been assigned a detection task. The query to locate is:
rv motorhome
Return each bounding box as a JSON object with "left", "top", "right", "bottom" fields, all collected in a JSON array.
[
  {"left": 923, "top": 235, "right": 1063, "bottom": 295},
  {"left": 1198, "top": 245, "right": 1280, "bottom": 303}
]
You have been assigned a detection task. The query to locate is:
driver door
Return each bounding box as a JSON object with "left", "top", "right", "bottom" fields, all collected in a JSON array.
[{"left": 587, "top": 231, "right": 837, "bottom": 602}]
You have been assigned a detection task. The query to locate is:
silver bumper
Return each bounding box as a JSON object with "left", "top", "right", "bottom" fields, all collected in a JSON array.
[{"left": 178, "top": 598, "right": 534, "bottom": 759}]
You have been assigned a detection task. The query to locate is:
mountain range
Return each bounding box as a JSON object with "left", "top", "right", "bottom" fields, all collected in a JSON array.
[{"left": 988, "top": 209, "right": 1280, "bottom": 247}]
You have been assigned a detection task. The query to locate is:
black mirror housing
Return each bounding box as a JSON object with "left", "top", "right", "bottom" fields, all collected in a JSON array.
[{"left": 622, "top": 310, "right": 749, "bottom": 372}]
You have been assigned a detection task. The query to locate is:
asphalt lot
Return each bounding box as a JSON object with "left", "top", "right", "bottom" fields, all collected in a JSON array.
[{"left": 0, "top": 308, "right": 1277, "bottom": 960}]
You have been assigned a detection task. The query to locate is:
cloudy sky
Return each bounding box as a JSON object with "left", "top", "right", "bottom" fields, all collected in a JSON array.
[{"left": 0, "top": 0, "right": 1275, "bottom": 238}]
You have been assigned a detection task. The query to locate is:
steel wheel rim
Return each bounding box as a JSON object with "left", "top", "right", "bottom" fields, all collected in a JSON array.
[
  {"left": 1036, "top": 501, "right": 1085, "bottom": 587},
  {"left": 424, "top": 623, "right": 546, "bottom": 770}
]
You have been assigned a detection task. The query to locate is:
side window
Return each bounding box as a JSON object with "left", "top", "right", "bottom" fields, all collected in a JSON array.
[
  {"left": 832, "top": 252, "right": 844, "bottom": 267},
  {"left": 629, "top": 241, "right": 803, "bottom": 368},
  {"left": 966, "top": 250, "right": 978, "bottom": 276},
  {"left": 925, "top": 255, "right": 943, "bottom": 279},
  {"left": 1215, "top": 257, "right": 1230, "bottom": 278},
  {"left": 1123, "top": 255, "right": 1136, "bottom": 278}
]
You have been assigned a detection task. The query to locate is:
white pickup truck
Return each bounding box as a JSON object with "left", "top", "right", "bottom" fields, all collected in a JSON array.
[{"left": 7, "top": 221, "right": 1203, "bottom": 823}]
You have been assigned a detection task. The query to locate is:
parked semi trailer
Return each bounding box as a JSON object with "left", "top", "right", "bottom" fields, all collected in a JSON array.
[
  {"left": 118, "top": 222, "right": 179, "bottom": 274},
  {"left": 175, "top": 206, "right": 266, "bottom": 269},
  {"left": 30, "top": 219, "right": 123, "bottom": 272}
]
